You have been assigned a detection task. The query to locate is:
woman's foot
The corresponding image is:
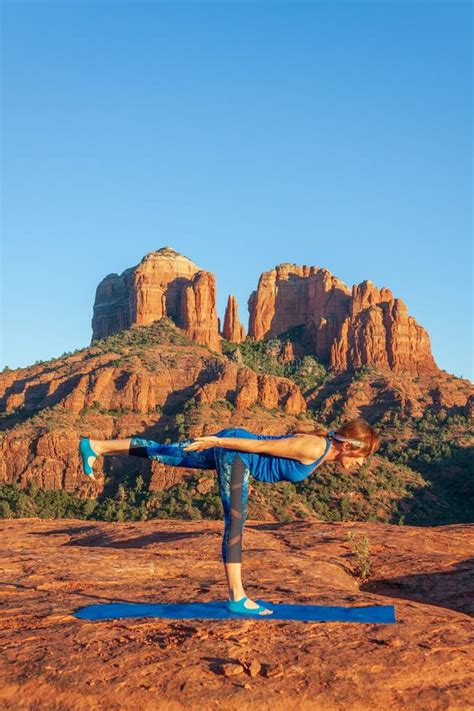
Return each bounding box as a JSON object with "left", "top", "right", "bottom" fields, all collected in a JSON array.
[
  {"left": 228, "top": 594, "right": 273, "bottom": 616},
  {"left": 79, "top": 438, "right": 100, "bottom": 479}
]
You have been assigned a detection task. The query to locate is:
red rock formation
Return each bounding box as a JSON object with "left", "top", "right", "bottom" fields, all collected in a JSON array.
[
  {"left": 248, "top": 266, "right": 438, "bottom": 376},
  {"left": 248, "top": 264, "right": 352, "bottom": 356},
  {"left": 230, "top": 369, "right": 305, "bottom": 414},
  {"left": 92, "top": 246, "right": 222, "bottom": 353},
  {"left": 0, "top": 336, "right": 307, "bottom": 490},
  {"left": 222, "top": 295, "right": 246, "bottom": 342},
  {"left": 332, "top": 281, "right": 436, "bottom": 374},
  {"left": 464, "top": 394, "right": 474, "bottom": 419},
  {"left": 179, "top": 271, "right": 221, "bottom": 352},
  {"left": 277, "top": 340, "right": 295, "bottom": 364},
  {"left": 92, "top": 250, "right": 439, "bottom": 376}
]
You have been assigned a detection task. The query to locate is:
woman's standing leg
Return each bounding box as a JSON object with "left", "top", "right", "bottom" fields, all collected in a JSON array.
[{"left": 214, "top": 447, "right": 273, "bottom": 615}]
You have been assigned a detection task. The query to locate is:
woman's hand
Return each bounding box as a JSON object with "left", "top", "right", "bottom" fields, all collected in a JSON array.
[{"left": 183, "top": 436, "right": 220, "bottom": 451}]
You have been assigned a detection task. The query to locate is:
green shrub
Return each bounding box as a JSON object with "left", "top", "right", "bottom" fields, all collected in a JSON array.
[{"left": 347, "top": 532, "right": 372, "bottom": 580}]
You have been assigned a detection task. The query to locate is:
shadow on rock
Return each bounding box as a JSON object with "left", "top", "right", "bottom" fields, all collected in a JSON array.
[
  {"left": 28, "top": 526, "right": 207, "bottom": 549},
  {"left": 249, "top": 521, "right": 313, "bottom": 532},
  {"left": 362, "top": 557, "right": 474, "bottom": 616}
]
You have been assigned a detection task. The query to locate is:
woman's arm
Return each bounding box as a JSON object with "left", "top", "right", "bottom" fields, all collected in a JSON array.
[{"left": 214, "top": 435, "right": 325, "bottom": 465}]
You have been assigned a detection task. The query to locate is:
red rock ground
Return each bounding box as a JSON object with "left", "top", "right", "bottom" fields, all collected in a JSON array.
[{"left": 0, "top": 518, "right": 472, "bottom": 710}]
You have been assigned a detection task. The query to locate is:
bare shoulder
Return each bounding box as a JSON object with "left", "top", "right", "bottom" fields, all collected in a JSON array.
[
  {"left": 291, "top": 434, "right": 327, "bottom": 465},
  {"left": 252, "top": 433, "right": 327, "bottom": 464}
]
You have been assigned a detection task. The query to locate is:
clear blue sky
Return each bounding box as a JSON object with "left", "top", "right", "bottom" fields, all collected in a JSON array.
[{"left": 2, "top": 0, "right": 472, "bottom": 381}]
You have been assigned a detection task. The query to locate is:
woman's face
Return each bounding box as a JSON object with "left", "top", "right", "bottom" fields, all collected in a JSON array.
[{"left": 337, "top": 450, "right": 365, "bottom": 471}]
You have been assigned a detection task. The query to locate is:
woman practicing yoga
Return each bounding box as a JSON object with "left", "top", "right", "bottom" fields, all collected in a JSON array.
[{"left": 79, "top": 418, "right": 380, "bottom": 616}]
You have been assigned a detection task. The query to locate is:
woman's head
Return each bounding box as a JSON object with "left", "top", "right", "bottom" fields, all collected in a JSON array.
[
  {"left": 291, "top": 417, "right": 381, "bottom": 471},
  {"left": 328, "top": 418, "right": 381, "bottom": 470}
]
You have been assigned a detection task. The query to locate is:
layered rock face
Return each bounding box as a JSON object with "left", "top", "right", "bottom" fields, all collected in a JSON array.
[
  {"left": 1, "top": 330, "right": 471, "bottom": 494},
  {"left": 92, "top": 248, "right": 438, "bottom": 375},
  {"left": 0, "top": 340, "right": 306, "bottom": 491},
  {"left": 248, "top": 264, "right": 437, "bottom": 376},
  {"left": 92, "top": 246, "right": 221, "bottom": 353},
  {"left": 332, "top": 283, "right": 436, "bottom": 374},
  {"left": 222, "top": 295, "right": 246, "bottom": 342}
]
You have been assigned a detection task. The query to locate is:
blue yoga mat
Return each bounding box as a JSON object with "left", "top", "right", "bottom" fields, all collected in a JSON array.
[{"left": 73, "top": 600, "right": 396, "bottom": 624}]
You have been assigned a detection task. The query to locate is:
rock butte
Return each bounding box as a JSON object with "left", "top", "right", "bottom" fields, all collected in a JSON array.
[
  {"left": 92, "top": 246, "right": 221, "bottom": 353},
  {"left": 92, "top": 247, "right": 437, "bottom": 375}
]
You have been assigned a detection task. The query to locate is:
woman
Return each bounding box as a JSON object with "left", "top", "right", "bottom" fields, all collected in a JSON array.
[{"left": 79, "top": 418, "right": 381, "bottom": 617}]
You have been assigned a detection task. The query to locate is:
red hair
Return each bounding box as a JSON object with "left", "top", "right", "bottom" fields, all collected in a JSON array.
[{"left": 291, "top": 417, "right": 381, "bottom": 458}]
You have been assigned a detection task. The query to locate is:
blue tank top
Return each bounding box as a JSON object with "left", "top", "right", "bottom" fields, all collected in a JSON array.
[{"left": 213, "top": 427, "right": 331, "bottom": 483}]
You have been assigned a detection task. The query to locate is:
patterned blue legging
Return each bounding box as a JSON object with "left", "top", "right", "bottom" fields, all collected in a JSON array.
[{"left": 129, "top": 433, "right": 250, "bottom": 565}]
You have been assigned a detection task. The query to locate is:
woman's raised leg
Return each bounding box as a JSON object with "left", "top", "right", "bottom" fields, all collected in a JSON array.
[
  {"left": 127, "top": 436, "right": 217, "bottom": 469},
  {"left": 90, "top": 438, "right": 132, "bottom": 455},
  {"left": 81, "top": 436, "right": 217, "bottom": 476}
]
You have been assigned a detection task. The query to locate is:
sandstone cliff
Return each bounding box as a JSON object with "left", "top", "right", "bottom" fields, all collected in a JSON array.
[
  {"left": 248, "top": 265, "right": 437, "bottom": 376},
  {"left": 91, "top": 248, "right": 439, "bottom": 376},
  {"left": 0, "top": 320, "right": 307, "bottom": 492},
  {"left": 92, "top": 246, "right": 221, "bottom": 353}
]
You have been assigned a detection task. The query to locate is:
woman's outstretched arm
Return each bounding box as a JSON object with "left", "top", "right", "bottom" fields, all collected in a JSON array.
[{"left": 185, "top": 434, "right": 325, "bottom": 465}]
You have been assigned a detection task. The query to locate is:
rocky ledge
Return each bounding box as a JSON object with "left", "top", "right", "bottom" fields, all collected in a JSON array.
[{"left": 0, "top": 518, "right": 472, "bottom": 710}]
